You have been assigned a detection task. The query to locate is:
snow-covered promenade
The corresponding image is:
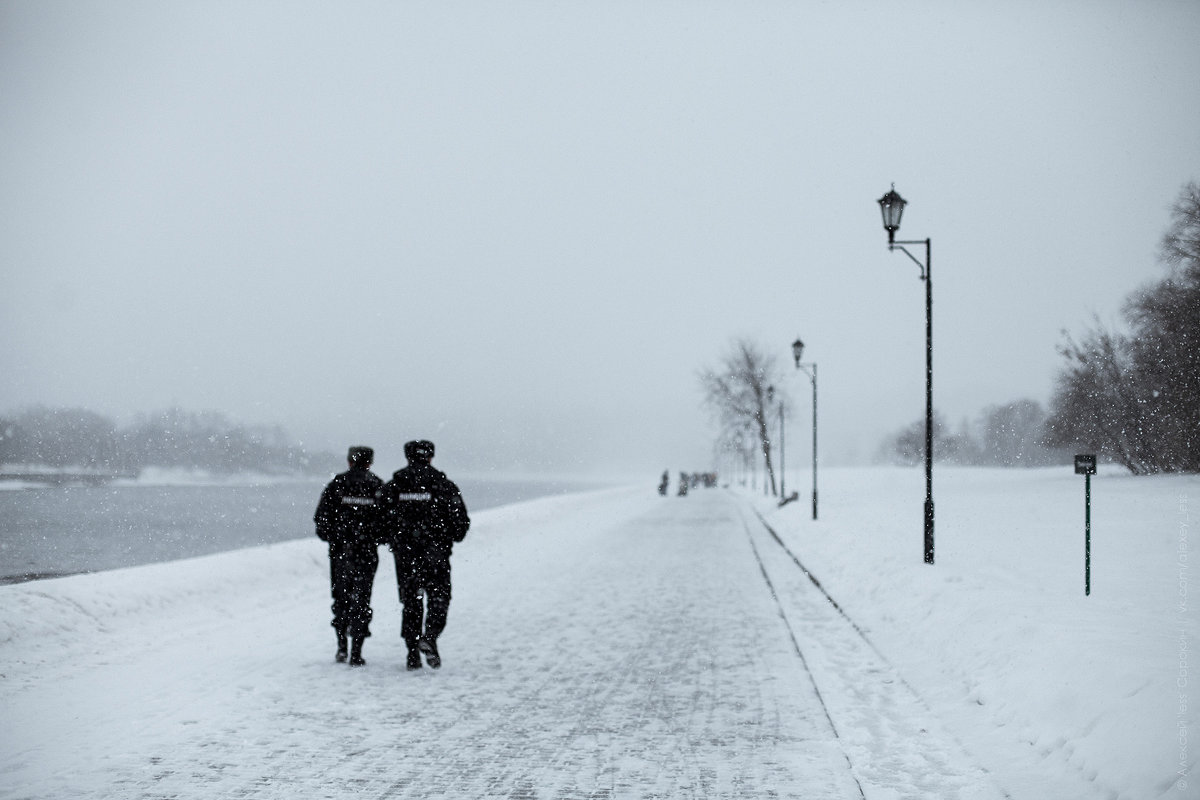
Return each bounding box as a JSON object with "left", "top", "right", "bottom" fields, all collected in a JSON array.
[{"left": 1, "top": 468, "right": 1195, "bottom": 799}]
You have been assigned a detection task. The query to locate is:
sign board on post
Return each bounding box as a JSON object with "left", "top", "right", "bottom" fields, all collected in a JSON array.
[{"left": 1075, "top": 454, "right": 1096, "bottom": 595}]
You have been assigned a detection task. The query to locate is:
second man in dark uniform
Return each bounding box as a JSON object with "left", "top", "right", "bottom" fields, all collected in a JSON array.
[{"left": 377, "top": 440, "right": 470, "bottom": 670}]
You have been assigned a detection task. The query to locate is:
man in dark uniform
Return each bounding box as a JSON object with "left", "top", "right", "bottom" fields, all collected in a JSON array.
[
  {"left": 377, "top": 440, "right": 470, "bottom": 671},
  {"left": 314, "top": 446, "right": 383, "bottom": 666}
]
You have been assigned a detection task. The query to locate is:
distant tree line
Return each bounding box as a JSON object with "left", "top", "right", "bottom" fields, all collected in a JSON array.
[
  {"left": 0, "top": 406, "right": 338, "bottom": 476},
  {"left": 878, "top": 400, "right": 1074, "bottom": 468}
]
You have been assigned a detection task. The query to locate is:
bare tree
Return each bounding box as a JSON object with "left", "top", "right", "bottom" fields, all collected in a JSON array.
[
  {"left": 1160, "top": 180, "right": 1200, "bottom": 268},
  {"left": 1046, "top": 182, "right": 1200, "bottom": 474},
  {"left": 699, "top": 339, "right": 785, "bottom": 496},
  {"left": 1045, "top": 320, "right": 1151, "bottom": 473},
  {"left": 1132, "top": 180, "right": 1200, "bottom": 471}
]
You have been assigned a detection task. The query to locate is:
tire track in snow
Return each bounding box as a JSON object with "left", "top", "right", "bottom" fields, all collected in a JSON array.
[
  {"left": 736, "top": 499, "right": 1013, "bottom": 800},
  {"left": 741, "top": 521, "right": 868, "bottom": 800}
]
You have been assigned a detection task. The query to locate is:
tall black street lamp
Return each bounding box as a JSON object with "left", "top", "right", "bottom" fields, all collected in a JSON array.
[
  {"left": 791, "top": 338, "right": 818, "bottom": 520},
  {"left": 877, "top": 185, "right": 934, "bottom": 564}
]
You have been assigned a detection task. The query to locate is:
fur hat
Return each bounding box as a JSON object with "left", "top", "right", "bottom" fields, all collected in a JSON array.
[{"left": 404, "top": 440, "right": 435, "bottom": 463}]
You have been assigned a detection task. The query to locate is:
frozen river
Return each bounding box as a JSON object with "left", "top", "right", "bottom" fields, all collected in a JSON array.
[{"left": 0, "top": 476, "right": 610, "bottom": 583}]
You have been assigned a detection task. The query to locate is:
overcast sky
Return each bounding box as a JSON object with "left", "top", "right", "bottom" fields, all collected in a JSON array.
[{"left": 2, "top": 1, "right": 1199, "bottom": 478}]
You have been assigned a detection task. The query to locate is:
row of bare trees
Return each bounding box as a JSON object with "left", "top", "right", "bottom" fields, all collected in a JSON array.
[
  {"left": 878, "top": 400, "right": 1073, "bottom": 467},
  {"left": 698, "top": 339, "right": 788, "bottom": 495}
]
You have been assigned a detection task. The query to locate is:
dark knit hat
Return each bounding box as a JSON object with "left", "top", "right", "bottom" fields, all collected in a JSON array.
[{"left": 347, "top": 446, "right": 374, "bottom": 466}]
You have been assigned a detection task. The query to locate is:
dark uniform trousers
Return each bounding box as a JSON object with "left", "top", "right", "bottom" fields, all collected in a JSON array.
[
  {"left": 394, "top": 540, "right": 452, "bottom": 647},
  {"left": 330, "top": 537, "right": 379, "bottom": 639}
]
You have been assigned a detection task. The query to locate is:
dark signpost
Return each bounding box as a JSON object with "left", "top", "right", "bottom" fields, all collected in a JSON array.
[{"left": 1075, "top": 454, "right": 1097, "bottom": 595}]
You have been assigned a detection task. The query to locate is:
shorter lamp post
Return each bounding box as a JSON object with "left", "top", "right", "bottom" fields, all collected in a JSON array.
[
  {"left": 776, "top": 386, "right": 800, "bottom": 507},
  {"left": 765, "top": 386, "right": 774, "bottom": 497},
  {"left": 791, "top": 338, "right": 818, "bottom": 520},
  {"left": 771, "top": 385, "right": 796, "bottom": 506},
  {"left": 778, "top": 390, "right": 786, "bottom": 502},
  {"left": 733, "top": 431, "right": 746, "bottom": 487}
]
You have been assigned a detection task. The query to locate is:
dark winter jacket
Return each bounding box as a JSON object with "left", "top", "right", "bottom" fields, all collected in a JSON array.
[
  {"left": 377, "top": 463, "right": 470, "bottom": 553},
  {"left": 314, "top": 466, "right": 384, "bottom": 545}
]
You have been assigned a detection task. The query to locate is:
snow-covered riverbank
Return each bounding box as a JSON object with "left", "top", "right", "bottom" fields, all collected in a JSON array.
[{"left": 1, "top": 467, "right": 1194, "bottom": 798}]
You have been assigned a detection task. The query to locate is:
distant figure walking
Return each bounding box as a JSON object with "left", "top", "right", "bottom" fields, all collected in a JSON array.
[
  {"left": 377, "top": 440, "right": 471, "bottom": 671},
  {"left": 314, "top": 446, "right": 384, "bottom": 667},
  {"left": 658, "top": 470, "right": 669, "bottom": 496}
]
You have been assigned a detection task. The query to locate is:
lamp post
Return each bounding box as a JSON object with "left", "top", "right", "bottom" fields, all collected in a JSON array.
[
  {"left": 791, "top": 338, "right": 818, "bottom": 520},
  {"left": 771, "top": 385, "right": 796, "bottom": 506},
  {"left": 778, "top": 389, "right": 786, "bottom": 502},
  {"left": 729, "top": 431, "right": 739, "bottom": 489},
  {"left": 765, "top": 386, "right": 774, "bottom": 497},
  {"left": 877, "top": 185, "right": 934, "bottom": 564}
]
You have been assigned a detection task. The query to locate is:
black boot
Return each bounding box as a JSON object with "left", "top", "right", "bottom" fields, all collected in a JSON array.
[
  {"left": 349, "top": 637, "right": 365, "bottom": 667},
  {"left": 406, "top": 649, "right": 423, "bottom": 670},
  {"left": 335, "top": 630, "right": 348, "bottom": 663},
  {"left": 418, "top": 637, "right": 440, "bottom": 669}
]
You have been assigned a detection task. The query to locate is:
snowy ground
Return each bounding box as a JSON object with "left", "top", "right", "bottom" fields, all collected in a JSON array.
[
  {"left": 754, "top": 466, "right": 1197, "bottom": 800},
  {"left": 0, "top": 466, "right": 1194, "bottom": 799}
]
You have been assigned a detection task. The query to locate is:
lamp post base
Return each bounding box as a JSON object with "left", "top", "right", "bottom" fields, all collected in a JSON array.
[{"left": 924, "top": 500, "right": 935, "bottom": 564}]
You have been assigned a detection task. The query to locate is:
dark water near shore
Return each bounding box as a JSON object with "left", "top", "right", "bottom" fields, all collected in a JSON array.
[{"left": 0, "top": 477, "right": 612, "bottom": 584}]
